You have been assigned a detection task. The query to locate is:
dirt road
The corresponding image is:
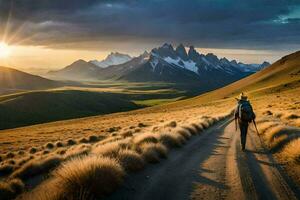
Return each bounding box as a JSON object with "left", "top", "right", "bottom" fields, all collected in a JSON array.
[{"left": 105, "top": 118, "right": 300, "bottom": 200}]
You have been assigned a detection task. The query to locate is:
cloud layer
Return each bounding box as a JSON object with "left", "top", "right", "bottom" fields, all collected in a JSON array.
[{"left": 1, "top": 0, "right": 300, "bottom": 51}]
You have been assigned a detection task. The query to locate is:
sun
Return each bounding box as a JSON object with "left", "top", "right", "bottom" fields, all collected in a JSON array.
[{"left": 0, "top": 42, "right": 11, "bottom": 58}]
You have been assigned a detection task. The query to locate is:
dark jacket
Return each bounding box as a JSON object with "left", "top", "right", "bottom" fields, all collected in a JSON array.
[{"left": 234, "top": 100, "right": 255, "bottom": 123}]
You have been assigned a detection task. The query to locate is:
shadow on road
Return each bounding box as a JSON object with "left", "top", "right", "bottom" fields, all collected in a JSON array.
[{"left": 105, "top": 118, "right": 232, "bottom": 200}]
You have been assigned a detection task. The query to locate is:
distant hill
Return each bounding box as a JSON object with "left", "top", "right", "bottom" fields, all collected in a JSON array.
[
  {"left": 0, "top": 90, "right": 140, "bottom": 130},
  {"left": 48, "top": 59, "right": 101, "bottom": 80},
  {"left": 0, "top": 66, "right": 61, "bottom": 92}
]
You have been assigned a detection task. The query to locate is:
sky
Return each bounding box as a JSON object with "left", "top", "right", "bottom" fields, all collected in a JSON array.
[{"left": 0, "top": 0, "right": 299, "bottom": 74}]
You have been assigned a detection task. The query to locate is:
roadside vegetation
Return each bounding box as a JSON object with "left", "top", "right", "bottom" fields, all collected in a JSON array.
[
  {"left": 0, "top": 51, "right": 299, "bottom": 199},
  {"left": 253, "top": 85, "right": 300, "bottom": 185},
  {"left": 0, "top": 108, "right": 230, "bottom": 199}
]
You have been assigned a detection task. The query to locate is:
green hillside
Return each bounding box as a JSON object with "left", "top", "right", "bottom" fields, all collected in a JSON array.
[{"left": 0, "top": 90, "right": 140, "bottom": 130}]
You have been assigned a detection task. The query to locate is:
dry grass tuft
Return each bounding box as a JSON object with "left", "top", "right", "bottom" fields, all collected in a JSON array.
[
  {"left": 263, "top": 125, "right": 300, "bottom": 152},
  {"left": 177, "top": 128, "right": 192, "bottom": 140},
  {"left": 64, "top": 144, "right": 91, "bottom": 160},
  {"left": 43, "top": 150, "right": 50, "bottom": 155},
  {"left": 134, "top": 133, "right": 158, "bottom": 145},
  {"left": 29, "top": 147, "right": 37, "bottom": 154},
  {"left": 257, "top": 122, "right": 280, "bottom": 135},
  {"left": 206, "top": 118, "right": 215, "bottom": 126},
  {"left": 200, "top": 120, "right": 210, "bottom": 129},
  {"left": 55, "top": 156, "right": 124, "bottom": 197},
  {"left": 121, "top": 130, "right": 133, "bottom": 138},
  {"left": 17, "top": 157, "right": 32, "bottom": 166},
  {"left": 45, "top": 143, "right": 54, "bottom": 149},
  {"left": 107, "top": 126, "right": 121, "bottom": 133},
  {"left": 140, "top": 144, "right": 160, "bottom": 163},
  {"left": 28, "top": 156, "right": 125, "bottom": 199},
  {"left": 138, "top": 122, "right": 147, "bottom": 128},
  {"left": 7, "top": 159, "right": 16, "bottom": 165},
  {"left": 18, "top": 150, "right": 25, "bottom": 155},
  {"left": 182, "top": 125, "right": 198, "bottom": 135},
  {"left": 158, "top": 132, "right": 185, "bottom": 148},
  {"left": 92, "top": 142, "right": 121, "bottom": 158},
  {"left": 79, "top": 137, "right": 89, "bottom": 144},
  {"left": 67, "top": 139, "right": 77, "bottom": 146},
  {"left": 263, "top": 110, "right": 273, "bottom": 115},
  {"left": 140, "top": 143, "right": 168, "bottom": 163},
  {"left": 265, "top": 126, "right": 298, "bottom": 143},
  {"left": 56, "top": 149, "right": 66, "bottom": 155},
  {"left": 153, "top": 143, "right": 168, "bottom": 158},
  {"left": 117, "top": 149, "right": 145, "bottom": 172},
  {"left": 264, "top": 125, "right": 286, "bottom": 143},
  {"left": 280, "top": 138, "right": 300, "bottom": 163},
  {"left": 6, "top": 152, "right": 15, "bottom": 159},
  {"left": 285, "top": 113, "right": 300, "bottom": 120},
  {"left": 0, "top": 164, "right": 15, "bottom": 176},
  {"left": 165, "top": 121, "right": 177, "bottom": 128},
  {"left": 11, "top": 155, "right": 63, "bottom": 180},
  {"left": 0, "top": 178, "right": 24, "bottom": 200},
  {"left": 191, "top": 123, "right": 204, "bottom": 133},
  {"left": 89, "top": 135, "right": 99, "bottom": 143},
  {"left": 55, "top": 142, "right": 64, "bottom": 148}
]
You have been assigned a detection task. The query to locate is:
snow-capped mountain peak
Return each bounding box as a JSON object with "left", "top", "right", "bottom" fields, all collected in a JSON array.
[
  {"left": 90, "top": 52, "right": 132, "bottom": 68},
  {"left": 51, "top": 43, "right": 270, "bottom": 87},
  {"left": 147, "top": 43, "right": 270, "bottom": 76}
]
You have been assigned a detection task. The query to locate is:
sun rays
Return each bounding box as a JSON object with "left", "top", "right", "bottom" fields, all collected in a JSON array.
[{"left": 0, "top": 42, "right": 11, "bottom": 58}]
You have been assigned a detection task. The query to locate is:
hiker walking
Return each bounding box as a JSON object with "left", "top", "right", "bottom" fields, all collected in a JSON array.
[{"left": 234, "top": 93, "right": 256, "bottom": 151}]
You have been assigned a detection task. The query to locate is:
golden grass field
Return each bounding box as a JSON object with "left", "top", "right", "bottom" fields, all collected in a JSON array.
[{"left": 0, "top": 51, "right": 299, "bottom": 199}]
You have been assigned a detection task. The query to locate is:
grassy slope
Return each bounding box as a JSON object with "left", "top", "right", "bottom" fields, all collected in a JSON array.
[
  {"left": 0, "top": 81, "right": 192, "bottom": 130},
  {"left": 0, "top": 51, "right": 299, "bottom": 199},
  {"left": 0, "top": 90, "right": 140, "bottom": 130},
  {"left": 194, "top": 51, "right": 300, "bottom": 100},
  {"left": 0, "top": 66, "right": 61, "bottom": 91},
  {"left": 0, "top": 50, "right": 299, "bottom": 200},
  {"left": 148, "top": 50, "right": 300, "bottom": 111},
  {"left": 0, "top": 50, "right": 299, "bottom": 158}
]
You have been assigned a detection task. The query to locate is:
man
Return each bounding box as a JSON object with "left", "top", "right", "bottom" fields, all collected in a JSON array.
[{"left": 234, "top": 93, "right": 256, "bottom": 151}]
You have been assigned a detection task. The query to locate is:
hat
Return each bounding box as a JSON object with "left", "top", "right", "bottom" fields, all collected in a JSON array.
[{"left": 239, "top": 92, "right": 248, "bottom": 100}]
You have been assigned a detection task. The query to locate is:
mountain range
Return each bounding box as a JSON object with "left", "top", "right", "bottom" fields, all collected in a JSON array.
[{"left": 48, "top": 43, "right": 270, "bottom": 91}]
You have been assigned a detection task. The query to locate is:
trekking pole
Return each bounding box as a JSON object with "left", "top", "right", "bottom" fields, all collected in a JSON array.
[
  {"left": 252, "top": 119, "right": 259, "bottom": 135},
  {"left": 252, "top": 119, "right": 266, "bottom": 149},
  {"left": 235, "top": 118, "right": 238, "bottom": 131}
]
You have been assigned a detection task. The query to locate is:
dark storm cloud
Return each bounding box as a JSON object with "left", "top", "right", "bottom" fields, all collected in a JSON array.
[{"left": 1, "top": 0, "right": 300, "bottom": 50}]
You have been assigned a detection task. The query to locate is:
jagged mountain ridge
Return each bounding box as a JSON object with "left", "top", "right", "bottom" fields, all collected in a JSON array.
[{"left": 48, "top": 44, "right": 270, "bottom": 85}]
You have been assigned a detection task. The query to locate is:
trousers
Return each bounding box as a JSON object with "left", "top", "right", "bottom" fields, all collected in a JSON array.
[{"left": 239, "top": 122, "right": 249, "bottom": 149}]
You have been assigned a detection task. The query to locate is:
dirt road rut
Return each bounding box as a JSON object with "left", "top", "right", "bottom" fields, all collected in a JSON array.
[{"left": 105, "top": 118, "right": 300, "bottom": 200}]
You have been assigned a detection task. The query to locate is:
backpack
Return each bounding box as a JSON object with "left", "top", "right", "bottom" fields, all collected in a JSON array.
[{"left": 239, "top": 101, "right": 254, "bottom": 122}]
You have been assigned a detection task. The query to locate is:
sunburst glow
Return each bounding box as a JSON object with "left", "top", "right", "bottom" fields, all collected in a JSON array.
[{"left": 0, "top": 42, "right": 11, "bottom": 58}]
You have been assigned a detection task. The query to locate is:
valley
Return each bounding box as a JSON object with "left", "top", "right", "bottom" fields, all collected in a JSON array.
[
  {"left": 0, "top": 50, "right": 299, "bottom": 200},
  {"left": 0, "top": 44, "right": 270, "bottom": 130},
  {"left": 1, "top": 1, "right": 299, "bottom": 200},
  {"left": 0, "top": 81, "right": 189, "bottom": 130}
]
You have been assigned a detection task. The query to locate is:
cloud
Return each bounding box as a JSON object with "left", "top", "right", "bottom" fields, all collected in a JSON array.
[{"left": 0, "top": 0, "right": 300, "bottom": 51}]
